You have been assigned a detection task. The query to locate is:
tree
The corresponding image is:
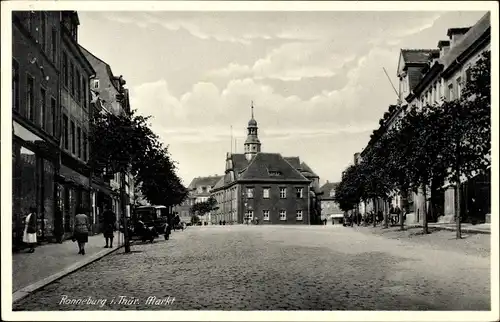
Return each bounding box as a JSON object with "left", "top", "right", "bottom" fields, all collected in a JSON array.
[
  {"left": 399, "top": 104, "right": 449, "bottom": 234},
  {"left": 439, "top": 51, "right": 491, "bottom": 238},
  {"left": 90, "top": 109, "right": 186, "bottom": 251},
  {"left": 190, "top": 197, "right": 217, "bottom": 223}
]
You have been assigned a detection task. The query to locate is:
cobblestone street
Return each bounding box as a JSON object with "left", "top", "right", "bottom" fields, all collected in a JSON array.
[{"left": 13, "top": 225, "right": 490, "bottom": 311}]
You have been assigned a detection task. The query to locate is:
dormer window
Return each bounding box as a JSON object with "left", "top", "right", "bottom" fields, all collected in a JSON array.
[
  {"left": 93, "top": 79, "right": 99, "bottom": 89},
  {"left": 329, "top": 190, "right": 335, "bottom": 198},
  {"left": 268, "top": 170, "right": 282, "bottom": 177}
]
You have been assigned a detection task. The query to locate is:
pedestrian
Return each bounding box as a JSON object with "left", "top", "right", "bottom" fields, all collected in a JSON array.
[
  {"left": 23, "top": 206, "right": 38, "bottom": 253},
  {"left": 73, "top": 206, "right": 90, "bottom": 255},
  {"left": 102, "top": 204, "right": 116, "bottom": 248},
  {"left": 223, "top": 220, "right": 226, "bottom": 225},
  {"left": 219, "top": 220, "right": 222, "bottom": 226}
]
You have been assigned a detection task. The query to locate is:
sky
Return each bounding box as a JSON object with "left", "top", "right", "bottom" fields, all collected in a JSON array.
[{"left": 77, "top": 10, "right": 487, "bottom": 186}]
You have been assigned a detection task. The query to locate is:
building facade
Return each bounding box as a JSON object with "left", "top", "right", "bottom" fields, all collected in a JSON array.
[
  {"left": 319, "top": 181, "right": 344, "bottom": 222},
  {"left": 182, "top": 175, "right": 223, "bottom": 224},
  {"left": 58, "top": 11, "right": 95, "bottom": 239},
  {"left": 211, "top": 104, "right": 319, "bottom": 225},
  {"left": 12, "top": 11, "right": 95, "bottom": 245},
  {"left": 80, "top": 45, "right": 135, "bottom": 232},
  {"left": 357, "top": 12, "right": 491, "bottom": 225}
]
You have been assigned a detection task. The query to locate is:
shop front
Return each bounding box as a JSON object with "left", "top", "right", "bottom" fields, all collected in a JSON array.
[
  {"left": 12, "top": 121, "right": 58, "bottom": 247},
  {"left": 58, "top": 163, "right": 91, "bottom": 240}
]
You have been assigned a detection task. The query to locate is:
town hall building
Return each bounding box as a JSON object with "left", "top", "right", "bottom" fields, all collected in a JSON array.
[{"left": 210, "top": 103, "right": 320, "bottom": 225}]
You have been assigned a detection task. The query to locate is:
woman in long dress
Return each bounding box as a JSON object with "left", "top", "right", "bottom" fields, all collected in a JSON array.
[
  {"left": 23, "top": 206, "right": 38, "bottom": 253},
  {"left": 74, "top": 207, "right": 90, "bottom": 255}
]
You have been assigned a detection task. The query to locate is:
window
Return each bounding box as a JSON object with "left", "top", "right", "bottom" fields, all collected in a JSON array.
[
  {"left": 263, "top": 188, "right": 270, "bottom": 199},
  {"left": 263, "top": 210, "right": 269, "bottom": 221},
  {"left": 62, "top": 114, "right": 69, "bottom": 149},
  {"left": 456, "top": 77, "right": 462, "bottom": 99},
  {"left": 296, "top": 187, "right": 303, "bottom": 198},
  {"left": 27, "top": 75, "right": 35, "bottom": 122},
  {"left": 280, "top": 187, "right": 286, "bottom": 199},
  {"left": 76, "top": 70, "right": 81, "bottom": 102},
  {"left": 77, "top": 127, "right": 81, "bottom": 158},
  {"left": 12, "top": 59, "right": 20, "bottom": 111},
  {"left": 465, "top": 67, "right": 472, "bottom": 83},
  {"left": 246, "top": 187, "right": 254, "bottom": 198},
  {"left": 40, "top": 12, "right": 46, "bottom": 51},
  {"left": 50, "top": 97, "right": 56, "bottom": 136},
  {"left": 70, "top": 62, "right": 75, "bottom": 95},
  {"left": 40, "top": 88, "right": 46, "bottom": 129},
  {"left": 246, "top": 210, "right": 254, "bottom": 220},
  {"left": 448, "top": 83, "right": 454, "bottom": 101},
  {"left": 296, "top": 210, "right": 303, "bottom": 221},
  {"left": 51, "top": 28, "right": 57, "bottom": 63},
  {"left": 71, "top": 121, "right": 76, "bottom": 154},
  {"left": 63, "top": 52, "right": 68, "bottom": 87},
  {"left": 279, "top": 210, "right": 286, "bottom": 221},
  {"left": 94, "top": 79, "right": 100, "bottom": 89},
  {"left": 83, "top": 78, "right": 87, "bottom": 108}
]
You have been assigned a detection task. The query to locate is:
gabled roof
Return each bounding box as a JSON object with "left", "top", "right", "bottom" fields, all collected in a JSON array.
[
  {"left": 231, "top": 154, "right": 249, "bottom": 173},
  {"left": 187, "top": 175, "right": 224, "bottom": 190},
  {"left": 213, "top": 176, "right": 225, "bottom": 190},
  {"left": 284, "top": 157, "right": 301, "bottom": 169},
  {"left": 239, "top": 153, "right": 309, "bottom": 182},
  {"left": 401, "top": 49, "right": 440, "bottom": 64},
  {"left": 299, "top": 161, "right": 319, "bottom": 178},
  {"left": 319, "top": 181, "right": 339, "bottom": 199},
  {"left": 442, "top": 12, "right": 490, "bottom": 72}
]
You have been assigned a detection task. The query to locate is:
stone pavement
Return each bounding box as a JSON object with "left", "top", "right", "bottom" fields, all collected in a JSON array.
[
  {"left": 12, "top": 231, "right": 123, "bottom": 302},
  {"left": 13, "top": 225, "right": 491, "bottom": 311}
]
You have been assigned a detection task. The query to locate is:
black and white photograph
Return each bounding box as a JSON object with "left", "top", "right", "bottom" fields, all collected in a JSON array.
[{"left": 1, "top": 1, "right": 498, "bottom": 321}]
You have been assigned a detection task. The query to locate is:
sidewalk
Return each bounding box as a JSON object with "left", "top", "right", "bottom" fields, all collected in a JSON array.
[
  {"left": 411, "top": 222, "right": 491, "bottom": 234},
  {"left": 12, "top": 231, "right": 123, "bottom": 303}
]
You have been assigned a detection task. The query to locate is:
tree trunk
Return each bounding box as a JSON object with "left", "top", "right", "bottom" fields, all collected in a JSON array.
[
  {"left": 372, "top": 198, "right": 377, "bottom": 227},
  {"left": 383, "top": 199, "right": 389, "bottom": 228},
  {"left": 400, "top": 189, "right": 407, "bottom": 231},
  {"left": 422, "top": 184, "right": 429, "bottom": 234},
  {"left": 356, "top": 203, "right": 360, "bottom": 226},
  {"left": 120, "top": 172, "right": 131, "bottom": 253},
  {"left": 455, "top": 171, "right": 462, "bottom": 239},
  {"left": 363, "top": 200, "right": 368, "bottom": 226}
]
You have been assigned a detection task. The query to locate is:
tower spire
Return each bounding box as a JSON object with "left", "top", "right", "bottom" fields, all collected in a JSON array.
[{"left": 251, "top": 101, "right": 254, "bottom": 119}]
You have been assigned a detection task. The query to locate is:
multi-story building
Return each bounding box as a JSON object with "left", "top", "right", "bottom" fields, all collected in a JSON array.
[
  {"left": 58, "top": 11, "right": 95, "bottom": 238},
  {"left": 211, "top": 104, "right": 319, "bottom": 225},
  {"left": 80, "top": 45, "right": 134, "bottom": 231},
  {"left": 12, "top": 11, "right": 63, "bottom": 244},
  {"left": 358, "top": 12, "right": 491, "bottom": 225},
  {"left": 12, "top": 11, "right": 96, "bottom": 245},
  {"left": 182, "top": 175, "right": 224, "bottom": 224},
  {"left": 403, "top": 12, "right": 491, "bottom": 224},
  {"left": 319, "top": 181, "right": 344, "bottom": 223}
]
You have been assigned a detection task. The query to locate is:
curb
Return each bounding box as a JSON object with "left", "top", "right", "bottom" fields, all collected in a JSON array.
[
  {"left": 408, "top": 224, "right": 491, "bottom": 235},
  {"left": 12, "top": 244, "right": 123, "bottom": 304}
]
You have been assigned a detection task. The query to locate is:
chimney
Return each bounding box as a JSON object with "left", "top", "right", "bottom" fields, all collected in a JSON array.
[
  {"left": 437, "top": 40, "right": 450, "bottom": 58},
  {"left": 447, "top": 27, "right": 471, "bottom": 48}
]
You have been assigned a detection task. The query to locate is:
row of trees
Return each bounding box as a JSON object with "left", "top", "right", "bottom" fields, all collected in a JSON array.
[
  {"left": 90, "top": 108, "right": 188, "bottom": 251},
  {"left": 334, "top": 51, "right": 491, "bottom": 238}
]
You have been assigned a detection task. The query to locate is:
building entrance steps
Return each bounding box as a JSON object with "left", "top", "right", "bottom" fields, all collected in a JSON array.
[{"left": 12, "top": 231, "right": 123, "bottom": 303}]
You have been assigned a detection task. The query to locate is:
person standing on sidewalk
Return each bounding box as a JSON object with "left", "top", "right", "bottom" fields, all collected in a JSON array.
[
  {"left": 102, "top": 205, "right": 116, "bottom": 248},
  {"left": 73, "top": 207, "right": 90, "bottom": 255},
  {"left": 23, "top": 206, "right": 38, "bottom": 253}
]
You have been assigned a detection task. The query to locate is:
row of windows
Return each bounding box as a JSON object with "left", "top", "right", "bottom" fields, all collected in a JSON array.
[
  {"left": 12, "top": 60, "right": 57, "bottom": 136},
  {"left": 418, "top": 66, "right": 473, "bottom": 107},
  {"left": 61, "top": 114, "right": 88, "bottom": 162},
  {"left": 62, "top": 51, "right": 89, "bottom": 108},
  {"left": 245, "top": 210, "right": 303, "bottom": 221},
  {"left": 246, "top": 187, "right": 304, "bottom": 199}
]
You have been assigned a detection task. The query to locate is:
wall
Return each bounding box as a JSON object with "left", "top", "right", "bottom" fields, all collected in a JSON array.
[{"left": 241, "top": 183, "right": 310, "bottom": 224}]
